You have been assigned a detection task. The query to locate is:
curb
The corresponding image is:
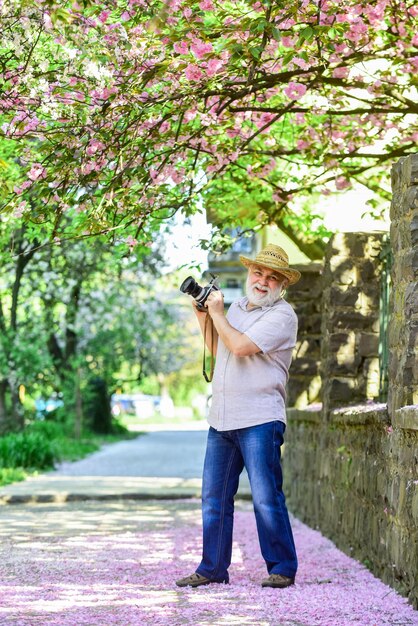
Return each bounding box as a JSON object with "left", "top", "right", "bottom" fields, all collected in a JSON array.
[
  {"left": 0, "top": 476, "right": 252, "bottom": 506},
  {"left": 0, "top": 491, "right": 253, "bottom": 505}
]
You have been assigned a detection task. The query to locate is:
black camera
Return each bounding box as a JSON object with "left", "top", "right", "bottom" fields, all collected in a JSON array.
[{"left": 180, "top": 274, "right": 219, "bottom": 311}]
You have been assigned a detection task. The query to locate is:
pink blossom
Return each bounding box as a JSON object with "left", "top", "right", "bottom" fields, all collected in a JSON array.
[
  {"left": 332, "top": 66, "right": 349, "bottom": 79},
  {"left": 1, "top": 503, "right": 416, "bottom": 626},
  {"left": 199, "top": 0, "right": 214, "bottom": 9},
  {"left": 255, "top": 112, "right": 276, "bottom": 128},
  {"left": 272, "top": 192, "right": 285, "bottom": 202},
  {"left": 121, "top": 11, "right": 131, "bottom": 21},
  {"left": 281, "top": 36, "right": 295, "bottom": 48},
  {"left": 173, "top": 41, "right": 189, "bottom": 54},
  {"left": 13, "top": 201, "right": 28, "bottom": 218},
  {"left": 292, "top": 57, "right": 309, "bottom": 69},
  {"left": 183, "top": 7, "right": 193, "bottom": 18},
  {"left": 126, "top": 235, "right": 138, "bottom": 249},
  {"left": 86, "top": 140, "right": 105, "bottom": 156},
  {"left": 81, "top": 162, "right": 95, "bottom": 175},
  {"left": 284, "top": 82, "right": 307, "bottom": 100},
  {"left": 27, "top": 163, "right": 47, "bottom": 181},
  {"left": 190, "top": 40, "right": 213, "bottom": 59},
  {"left": 14, "top": 180, "right": 32, "bottom": 194},
  {"left": 43, "top": 12, "right": 53, "bottom": 30},
  {"left": 335, "top": 176, "right": 350, "bottom": 190},
  {"left": 98, "top": 10, "right": 111, "bottom": 23},
  {"left": 206, "top": 57, "right": 223, "bottom": 77},
  {"left": 412, "top": 34, "right": 418, "bottom": 47},
  {"left": 185, "top": 64, "right": 203, "bottom": 81},
  {"left": 159, "top": 120, "right": 170, "bottom": 133}
]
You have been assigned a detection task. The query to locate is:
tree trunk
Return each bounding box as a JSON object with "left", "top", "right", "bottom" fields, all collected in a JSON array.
[
  {"left": 10, "top": 384, "right": 24, "bottom": 431},
  {"left": 74, "top": 368, "right": 83, "bottom": 439},
  {"left": 0, "top": 380, "right": 9, "bottom": 435}
]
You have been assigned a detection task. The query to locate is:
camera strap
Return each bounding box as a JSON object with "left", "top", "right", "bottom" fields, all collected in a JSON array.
[{"left": 202, "top": 314, "right": 215, "bottom": 383}]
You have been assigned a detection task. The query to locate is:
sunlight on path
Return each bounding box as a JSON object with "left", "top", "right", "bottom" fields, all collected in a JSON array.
[{"left": 0, "top": 500, "right": 416, "bottom": 626}]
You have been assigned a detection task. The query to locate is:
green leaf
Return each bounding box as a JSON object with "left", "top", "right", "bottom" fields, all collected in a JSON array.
[
  {"left": 249, "top": 46, "right": 262, "bottom": 59},
  {"left": 300, "top": 26, "right": 314, "bottom": 41}
]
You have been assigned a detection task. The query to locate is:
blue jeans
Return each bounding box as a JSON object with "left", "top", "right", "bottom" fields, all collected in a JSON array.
[{"left": 196, "top": 421, "right": 298, "bottom": 583}]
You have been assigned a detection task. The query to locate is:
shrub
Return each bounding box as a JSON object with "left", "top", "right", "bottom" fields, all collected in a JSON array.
[{"left": 0, "top": 430, "right": 56, "bottom": 470}]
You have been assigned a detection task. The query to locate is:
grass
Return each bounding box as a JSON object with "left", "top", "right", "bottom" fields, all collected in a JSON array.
[
  {"left": 0, "top": 467, "right": 28, "bottom": 486},
  {"left": 0, "top": 422, "right": 139, "bottom": 487}
]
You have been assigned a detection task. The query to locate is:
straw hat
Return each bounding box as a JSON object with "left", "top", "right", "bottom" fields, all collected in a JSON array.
[{"left": 239, "top": 244, "right": 301, "bottom": 285}]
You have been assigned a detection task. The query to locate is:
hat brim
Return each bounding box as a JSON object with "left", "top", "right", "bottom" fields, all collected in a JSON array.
[{"left": 239, "top": 255, "right": 301, "bottom": 285}]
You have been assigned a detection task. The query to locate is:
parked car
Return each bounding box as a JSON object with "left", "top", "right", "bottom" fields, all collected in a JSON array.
[{"left": 111, "top": 394, "right": 161, "bottom": 418}]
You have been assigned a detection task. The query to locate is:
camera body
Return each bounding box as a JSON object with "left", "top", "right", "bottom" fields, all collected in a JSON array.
[{"left": 180, "top": 275, "right": 219, "bottom": 311}]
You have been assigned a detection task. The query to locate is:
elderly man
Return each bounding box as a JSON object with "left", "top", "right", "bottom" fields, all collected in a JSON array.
[{"left": 176, "top": 243, "right": 301, "bottom": 589}]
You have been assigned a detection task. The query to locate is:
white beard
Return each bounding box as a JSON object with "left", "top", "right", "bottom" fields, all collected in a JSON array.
[{"left": 246, "top": 276, "right": 283, "bottom": 307}]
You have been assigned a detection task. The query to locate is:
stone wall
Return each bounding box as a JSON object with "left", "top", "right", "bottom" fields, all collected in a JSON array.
[
  {"left": 388, "top": 154, "right": 418, "bottom": 414},
  {"left": 287, "top": 262, "right": 323, "bottom": 408},
  {"left": 320, "top": 232, "right": 384, "bottom": 415},
  {"left": 284, "top": 405, "right": 418, "bottom": 608},
  {"left": 284, "top": 156, "right": 418, "bottom": 609}
]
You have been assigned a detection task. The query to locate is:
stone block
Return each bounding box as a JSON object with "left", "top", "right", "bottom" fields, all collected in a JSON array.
[
  {"left": 359, "top": 259, "right": 379, "bottom": 282},
  {"left": 298, "top": 314, "right": 322, "bottom": 334},
  {"left": 328, "top": 331, "right": 356, "bottom": 353},
  {"left": 327, "top": 354, "right": 362, "bottom": 376},
  {"left": 291, "top": 269, "right": 323, "bottom": 296},
  {"left": 362, "top": 282, "right": 381, "bottom": 300},
  {"left": 294, "top": 338, "right": 321, "bottom": 358},
  {"left": 292, "top": 301, "right": 321, "bottom": 317},
  {"left": 412, "top": 490, "right": 418, "bottom": 524},
  {"left": 358, "top": 333, "right": 379, "bottom": 357},
  {"left": 327, "top": 377, "right": 358, "bottom": 405},
  {"left": 404, "top": 284, "right": 418, "bottom": 317},
  {"left": 330, "top": 309, "right": 378, "bottom": 331},
  {"left": 329, "top": 286, "right": 360, "bottom": 307},
  {"left": 290, "top": 358, "right": 320, "bottom": 376},
  {"left": 329, "top": 260, "right": 358, "bottom": 286},
  {"left": 287, "top": 379, "right": 310, "bottom": 408},
  {"left": 411, "top": 211, "right": 418, "bottom": 247},
  {"left": 363, "top": 358, "right": 380, "bottom": 399},
  {"left": 412, "top": 248, "right": 418, "bottom": 278},
  {"left": 393, "top": 406, "right": 418, "bottom": 431},
  {"left": 329, "top": 233, "right": 374, "bottom": 259}
]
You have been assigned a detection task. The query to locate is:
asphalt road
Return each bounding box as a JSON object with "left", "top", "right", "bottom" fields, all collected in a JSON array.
[{"left": 52, "top": 427, "right": 209, "bottom": 478}]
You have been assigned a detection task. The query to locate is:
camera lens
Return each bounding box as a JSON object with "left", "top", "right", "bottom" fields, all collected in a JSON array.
[{"left": 180, "top": 276, "right": 204, "bottom": 299}]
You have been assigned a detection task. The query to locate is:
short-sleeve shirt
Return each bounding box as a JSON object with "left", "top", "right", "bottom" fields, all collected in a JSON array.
[{"left": 207, "top": 296, "right": 298, "bottom": 431}]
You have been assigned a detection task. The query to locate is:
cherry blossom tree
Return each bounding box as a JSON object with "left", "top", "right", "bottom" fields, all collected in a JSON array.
[{"left": 1, "top": 0, "right": 417, "bottom": 253}]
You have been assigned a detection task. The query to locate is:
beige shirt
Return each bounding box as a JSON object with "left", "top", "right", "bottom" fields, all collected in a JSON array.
[{"left": 207, "top": 297, "right": 298, "bottom": 431}]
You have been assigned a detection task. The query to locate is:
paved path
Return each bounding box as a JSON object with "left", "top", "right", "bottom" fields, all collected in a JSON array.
[
  {"left": 0, "top": 424, "right": 251, "bottom": 504},
  {"left": 53, "top": 428, "right": 208, "bottom": 477},
  {"left": 0, "top": 423, "right": 417, "bottom": 625}
]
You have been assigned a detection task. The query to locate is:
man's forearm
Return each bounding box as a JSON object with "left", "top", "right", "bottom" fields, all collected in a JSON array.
[{"left": 210, "top": 311, "right": 260, "bottom": 357}]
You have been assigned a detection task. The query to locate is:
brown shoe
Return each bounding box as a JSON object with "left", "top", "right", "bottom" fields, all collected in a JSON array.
[
  {"left": 176, "top": 573, "right": 213, "bottom": 588},
  {"left": 261, "top": 574, "right": 295, "bottom": 588}
]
